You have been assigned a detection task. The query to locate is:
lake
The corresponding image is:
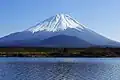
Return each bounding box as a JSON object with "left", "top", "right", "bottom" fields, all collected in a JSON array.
[{"left": 0, "top": 58, "right": 120, "bottom": 80}]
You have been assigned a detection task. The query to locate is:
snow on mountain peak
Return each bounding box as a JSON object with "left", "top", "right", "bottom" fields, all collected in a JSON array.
[{"left": 25, "top": 13, "right": 86, "bottom": 33}]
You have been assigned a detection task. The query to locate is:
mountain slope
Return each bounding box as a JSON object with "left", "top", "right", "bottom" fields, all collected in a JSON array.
[{"left": 39, "top": 35, "right": 92, "bottom": 48}]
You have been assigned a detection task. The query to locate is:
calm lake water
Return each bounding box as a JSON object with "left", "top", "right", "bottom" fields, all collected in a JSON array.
[{"left": 0, "top": 58, "right": 120, "bottom": 80}]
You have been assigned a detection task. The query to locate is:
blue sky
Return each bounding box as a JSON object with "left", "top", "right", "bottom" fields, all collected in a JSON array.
[{"left": 0, "top": 0, "right": 120, "bottom": 41}]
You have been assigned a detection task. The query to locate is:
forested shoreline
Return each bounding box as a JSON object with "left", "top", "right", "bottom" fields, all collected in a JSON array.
[{"left": 0, "top": 47, "right": 120, "bottom": 57}]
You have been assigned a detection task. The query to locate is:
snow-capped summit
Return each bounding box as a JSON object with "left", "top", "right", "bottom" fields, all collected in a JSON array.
[{"left": 26, "top": 13, "right": 85, "bottom": 33}]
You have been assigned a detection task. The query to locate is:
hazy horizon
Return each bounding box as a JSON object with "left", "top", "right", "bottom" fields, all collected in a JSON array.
[{"left": 0, "top": 0, "right": 120, "bottom": 42}]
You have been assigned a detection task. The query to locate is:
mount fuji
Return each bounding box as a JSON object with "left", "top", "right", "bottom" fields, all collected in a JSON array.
[{"left": 0, "top": 14, "right": 120, "bottom": 48}]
